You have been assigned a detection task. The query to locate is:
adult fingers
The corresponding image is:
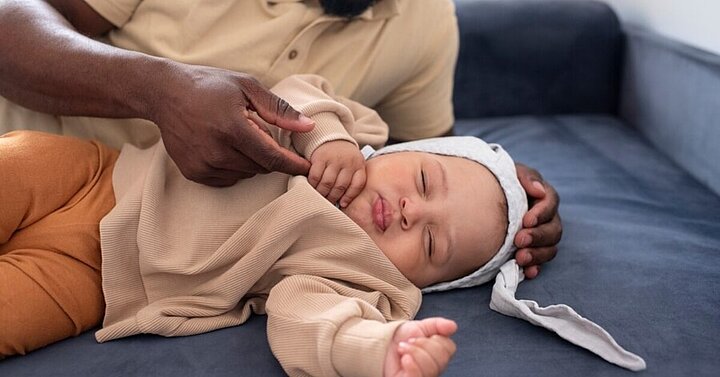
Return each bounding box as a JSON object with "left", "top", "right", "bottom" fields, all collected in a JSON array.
[
  {"left": 515, "top": 246, "right": 558, "bottom": 268},
  {"left": 515, "top": 163, "right": 546, "bottom": 200},
  {"left": 524, "top": 182, "right": 560, "bottom": 228},
  {"left": 176, "top": 153, "right": 260, "bottom": 186},
  {"left": 339, "top": 169, "right": 366, "bottom": 208},
  {"left": 515, "top": 215, "right": 563, "bottom": 249},
  {"left": 242, "top": 78, "right": 315, "bottom": 133},
  {"left": 202, "top": 146, "right": 270, "bottom": 176},
  {"left": 197, "top": 175, "right": 246, "bottom": 188},
  {"left": 523, "top": 265, "right": 541, "bottom": 279},
  {"left": 233, "top": 117, "right": 311, "bottom": 176}
]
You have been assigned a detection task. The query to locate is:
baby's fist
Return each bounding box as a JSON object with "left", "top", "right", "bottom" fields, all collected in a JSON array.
[
  {"left": 384, "top": 318, "right": 458, "bottom": 377},
  {"left": 309, "top": 140, "right": 366, "bottom": 207}
]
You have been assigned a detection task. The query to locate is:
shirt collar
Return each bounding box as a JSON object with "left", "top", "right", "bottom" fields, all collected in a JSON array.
[{"left": 267, "top": 0, "right": 399, "bottom": 21}]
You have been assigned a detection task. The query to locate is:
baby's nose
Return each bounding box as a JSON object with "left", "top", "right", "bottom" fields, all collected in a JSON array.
[{"left": 399, "top": 197, "right": 425, "bottom": 229}]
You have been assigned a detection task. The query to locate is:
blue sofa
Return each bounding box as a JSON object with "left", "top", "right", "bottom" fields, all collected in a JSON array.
[{"left": 2, "top": 1, "right": 719, "bottom": 376}]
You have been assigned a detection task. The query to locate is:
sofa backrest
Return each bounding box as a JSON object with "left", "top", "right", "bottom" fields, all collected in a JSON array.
[
  {"left": 452, "top": 0, "right": 623, "bottom": 118},
  {"left": 620, "top": 27, "right": 720, "bottom": 196}
]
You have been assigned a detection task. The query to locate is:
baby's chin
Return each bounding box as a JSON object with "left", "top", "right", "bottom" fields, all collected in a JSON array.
[
  {"left": 339, "top": 199, "right": 364, "bottom": 228},
  {"left": 340, "top": 198, "right": 377, "bottom": 240}
]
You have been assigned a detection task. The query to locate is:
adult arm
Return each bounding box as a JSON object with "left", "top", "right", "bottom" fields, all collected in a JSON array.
[{"left": 0, "top": 0, "right": 313, "bottom": 187}]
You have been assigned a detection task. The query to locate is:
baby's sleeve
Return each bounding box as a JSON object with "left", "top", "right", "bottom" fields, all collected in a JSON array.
[
  {"left": 269, "top": 75, "right": 389, "bottom": 159},
  {"left": 265, "top": 274, "right": 406, "bottom": 377}
]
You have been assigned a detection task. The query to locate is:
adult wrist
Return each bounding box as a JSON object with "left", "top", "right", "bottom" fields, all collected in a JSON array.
[{"left": 130, "top": 55, "right": 180, "bottom": 123}]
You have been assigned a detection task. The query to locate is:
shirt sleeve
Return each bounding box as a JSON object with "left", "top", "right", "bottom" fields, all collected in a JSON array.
[
  {"left": 84, "top": 0, "right": 143, "bottom": 28},
  {"left": 269, "top": 74, "right": 389, "bottom": 159},
  {"left": 374, "top": 0, "right": 459, "bottom": 141},
  {"left": 265, "top": 275, "right": 407, "bottom": 377}
]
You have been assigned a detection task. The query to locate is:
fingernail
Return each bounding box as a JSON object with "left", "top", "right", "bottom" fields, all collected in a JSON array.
[
  {"left": 527, "top": 216, "right": 537, "bottom": 227},
  {"left": 520, "top": 234, "right": 531, "bottom": 248},
  {"left": 299, "top": 114, "right": 314, "bottom": 126},
  {"left": 398, "top": 342, "right": 409, "bottom": 350},
  {"left": 532, "top": 181, "right": 546, "bottom": 194},
  {"left": 408, "top": 338, "right": 416, "bottom": 344}
]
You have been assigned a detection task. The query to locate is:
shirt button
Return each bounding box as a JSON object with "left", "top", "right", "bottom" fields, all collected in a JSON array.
[{"left": 288, "top": 50, "right": 298, "bottom": 60}]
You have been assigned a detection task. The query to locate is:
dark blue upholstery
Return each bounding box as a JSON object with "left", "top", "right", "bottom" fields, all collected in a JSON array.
[
  {"left": 620, "top": 27, "right": 720, "bottom": 195},
  {"left": 2, "top": 1, "right": 719, "bottom": 376},
  {"left": 453, "top": 0, "right": 623, "bottom": 118},
  {"left": 427, "top": 116, "right": 720, "bottom": 376}
]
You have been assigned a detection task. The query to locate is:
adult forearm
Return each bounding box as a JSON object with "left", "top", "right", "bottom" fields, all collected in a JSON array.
[{"left": 0, "top": 0, "right": 168, "bottom": 120}]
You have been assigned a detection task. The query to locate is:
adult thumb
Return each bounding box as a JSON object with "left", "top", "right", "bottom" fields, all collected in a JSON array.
[{"left": 245, "top": 82, "right": 315, "bottom": 133}]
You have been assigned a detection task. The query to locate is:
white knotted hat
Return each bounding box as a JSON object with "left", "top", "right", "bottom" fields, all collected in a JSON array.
[
  {"left": 362, "top": 136, "right": 646, "bottom": 372},
  {"left": 364, "top": 136, "right": 527, "bottom": 293}
]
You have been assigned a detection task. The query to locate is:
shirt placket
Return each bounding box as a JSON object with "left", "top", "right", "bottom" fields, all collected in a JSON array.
[{"left": 266, "top": 17, "right": 337, "bottom": 81}]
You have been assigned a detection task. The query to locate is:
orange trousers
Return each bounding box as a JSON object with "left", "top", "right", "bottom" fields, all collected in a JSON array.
[{"left": 0, "top": 131, "right": 118, "bottom": 358}]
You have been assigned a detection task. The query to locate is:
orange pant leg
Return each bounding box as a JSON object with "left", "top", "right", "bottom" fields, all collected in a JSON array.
[{"left": 0, "top": 131, "right": 118, "bottom": 357}]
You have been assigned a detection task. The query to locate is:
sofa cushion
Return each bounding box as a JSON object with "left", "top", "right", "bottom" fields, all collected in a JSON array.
[
  {"left": 2, "top": 115, "right": 718, "bottom": 376},
  {"left": 453, "top": 0, "right": 622, "bottom": 118},
  {"left": 420, "top": 115, "right": 720, "bottom": 376},
  {"left": 620, "top": 27, "right": 720, "bottom": 196}
]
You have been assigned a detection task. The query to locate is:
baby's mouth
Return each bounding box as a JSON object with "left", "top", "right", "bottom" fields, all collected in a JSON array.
[{"left": 372, "top": 196, "right": 389, "bottom": 232}]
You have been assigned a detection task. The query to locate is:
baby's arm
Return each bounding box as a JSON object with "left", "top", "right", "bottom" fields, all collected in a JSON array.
[
  {"left": 266, "top": 275, "right": 456, "bottom": 377},
  {"left": 384, "top": 318, "right": 457, "bottom": 377},
  {"left": 267, "top": 75, "right": 388, "bottom": 205},
  {"left": 266, "top": 275, "right": 401, "bottom": 377}
]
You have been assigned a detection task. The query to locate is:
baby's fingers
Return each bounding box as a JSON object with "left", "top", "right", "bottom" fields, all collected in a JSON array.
[
  {"left": 411, "top": 336, "right": 456, "bottom": 373},
  {"left": 398, "top": 338, "right": 450, "bottom": 377},
  {"left": 400, "top": 353, "right": 423, "bottom": 377},
  {"left": 339, "top": 169, "right": 366, "bottom": 208},
  {"left": 326, "top": 168, "right": 353, "bottom": 204},
  {"left": 308, "top": 160, "right": 326, "bottom": 188},
  {"left": 315, "top": 165, "right": 339, "bottom": 198}
]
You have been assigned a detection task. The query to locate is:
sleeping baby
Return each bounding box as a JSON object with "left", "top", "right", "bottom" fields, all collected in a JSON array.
[{"left": 0, "top": 74, "right": 644, "bottom": 375}]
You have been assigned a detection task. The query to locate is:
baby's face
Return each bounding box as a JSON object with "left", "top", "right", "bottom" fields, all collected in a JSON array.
[{"left": 341, "top": 152, "right": 506, "bottom": 288}]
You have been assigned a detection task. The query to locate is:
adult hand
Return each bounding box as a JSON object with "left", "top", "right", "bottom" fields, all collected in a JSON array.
[
  {"left": 514, "top": 163, "right": 562, "bottom": 279},
  {"left": 384, "top": 318, "right": 457, "bottom": 377},
  {"left": 151, "top": 63, "right": 315, "bottom": 187}
]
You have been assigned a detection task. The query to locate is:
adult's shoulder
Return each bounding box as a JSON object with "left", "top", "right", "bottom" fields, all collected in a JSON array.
[
  {"left": 393, "top": 0, "right": 458, "bottom": 39},
  {"left": 395, "top": 0, "right": 456, "bottom": 21},
  {"left": 391, "top": 0, "right": 458, "bottom": 55}
]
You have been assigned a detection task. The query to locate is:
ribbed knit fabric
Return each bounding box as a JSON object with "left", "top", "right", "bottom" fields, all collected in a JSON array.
[{"left": 96, "top": 75, "right": 419, "bottom": 376}]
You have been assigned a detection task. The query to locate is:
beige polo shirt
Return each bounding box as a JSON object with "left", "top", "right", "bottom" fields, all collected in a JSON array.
[{"left": 0, "top": 0, "right": 458, "bottom": 147}]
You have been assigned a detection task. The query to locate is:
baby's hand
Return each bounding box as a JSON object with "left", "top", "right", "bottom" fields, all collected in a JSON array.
[
  {"left": 309, "top": 140, "right": 366, "bottom": 207},
  {"left": 384, "top": 317, "right": 458, "bottom": 377}
]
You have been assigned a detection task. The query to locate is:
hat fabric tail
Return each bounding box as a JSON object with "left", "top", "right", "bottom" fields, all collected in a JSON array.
[{"left": 490, "top": 260, "right": 647, "bottom": 372}]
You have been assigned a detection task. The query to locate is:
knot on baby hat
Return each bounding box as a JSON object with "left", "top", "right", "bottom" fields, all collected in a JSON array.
[
  {"left": 490, "top": 259, "right": 647, "bottom": 371},
  {"left": 369, "top": 136, "right": 528, "bottom": 293}
]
